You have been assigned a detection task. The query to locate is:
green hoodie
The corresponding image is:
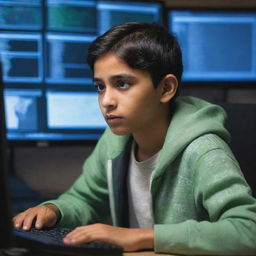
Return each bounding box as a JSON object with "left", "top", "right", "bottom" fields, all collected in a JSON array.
[{"left": 45, "top": 96, "right": 256, "bottom": 255}]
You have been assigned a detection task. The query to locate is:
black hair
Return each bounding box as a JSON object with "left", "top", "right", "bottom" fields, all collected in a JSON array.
[{"left": 87, "top": 22, "right": 183, "bottom": 95}]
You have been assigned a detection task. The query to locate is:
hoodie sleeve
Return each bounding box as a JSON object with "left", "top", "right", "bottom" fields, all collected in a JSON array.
[
  {"left": 154, "top": 146, "right": 256, "bottom": 255},
  {"left": 42, "top": 133, "right": 111, "bottom": 228}
]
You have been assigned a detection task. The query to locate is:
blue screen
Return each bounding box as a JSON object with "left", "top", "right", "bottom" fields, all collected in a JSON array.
[
  {"left": 97, "top": 1, "right": 163, "bottom": 35},
  {"left": 169, "top": 11, "right": 256, "bottom": 82}
]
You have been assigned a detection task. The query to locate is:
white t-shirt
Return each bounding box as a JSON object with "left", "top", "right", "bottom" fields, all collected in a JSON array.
[{"left": 127, "top": 142, "right": 160, "bottom": 228}]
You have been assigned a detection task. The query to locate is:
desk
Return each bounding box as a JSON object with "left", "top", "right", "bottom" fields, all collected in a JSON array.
[
  {"left": 8, "top": 249, "right": 174, "bottom": 256},
  {"left": 124, "top": 252, "right": 174, "bottom": 256}
]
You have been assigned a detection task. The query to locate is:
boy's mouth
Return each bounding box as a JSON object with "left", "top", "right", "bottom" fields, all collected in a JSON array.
[{"left": 105, "top": 114, "right": 123, "bottom": 124}]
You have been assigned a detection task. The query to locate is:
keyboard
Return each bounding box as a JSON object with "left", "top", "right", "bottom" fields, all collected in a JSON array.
[{"left": 14, "top": 227, "right": 123, "bottom": 256}]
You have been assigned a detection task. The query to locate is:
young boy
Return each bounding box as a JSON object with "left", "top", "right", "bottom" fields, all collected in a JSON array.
[{"left": 13, "top": 22, "right": 256, "bottom": 255}]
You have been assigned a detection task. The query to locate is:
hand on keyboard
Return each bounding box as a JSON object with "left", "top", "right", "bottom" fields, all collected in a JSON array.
[
  {"left": 13, "top": 204, "right": 60, "bottom": 230},
  {"left": 14, "top": 227, "right": 124, "bottom": 255},
  {"left": 14, "top": 207, "right": 154, "bottom": 252},
  {"left": 63, "top": 223, "right": 154, "bottom": 252}
]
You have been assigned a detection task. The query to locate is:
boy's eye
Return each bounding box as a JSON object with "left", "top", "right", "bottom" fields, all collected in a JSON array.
[
  {"left": 94, "top": 83, "right": 105, "bottom": 93},
  {"left": 116, "top": 80, "right": 131, "bottom": 89}
]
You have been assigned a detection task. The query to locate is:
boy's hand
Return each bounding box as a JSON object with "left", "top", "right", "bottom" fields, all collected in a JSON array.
[
  {"left": 63, "top": 224, "right": 154, "bottom": 252},
  {"left": 13, "top": 204, "right": 60, "bottom": 230}
]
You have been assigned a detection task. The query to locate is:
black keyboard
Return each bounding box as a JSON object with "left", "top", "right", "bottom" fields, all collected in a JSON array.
[{"left": 14, "top": 227, "right": 123, "bottom": 256}]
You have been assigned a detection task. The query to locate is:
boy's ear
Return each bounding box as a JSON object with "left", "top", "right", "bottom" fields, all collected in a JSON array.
[{"left": 159, "top": 74, "right": 178, "bottom": 103}]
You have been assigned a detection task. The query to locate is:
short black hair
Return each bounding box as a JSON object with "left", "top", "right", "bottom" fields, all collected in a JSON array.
[{"left": 87, "top": 22, "right": 183, "bottom": 92}]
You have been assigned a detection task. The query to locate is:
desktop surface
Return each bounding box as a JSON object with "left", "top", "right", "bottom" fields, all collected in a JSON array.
[
  {"left": 11, "top": 251, "right": 174, "bottom": 256},
  {"left": 124, "top": 252, "right": 174, "bottom": 256}
]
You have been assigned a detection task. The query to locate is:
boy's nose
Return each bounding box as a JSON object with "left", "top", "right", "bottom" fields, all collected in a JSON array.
[{"left": 100, "top": 89, "right": 117, "bottom": 110}]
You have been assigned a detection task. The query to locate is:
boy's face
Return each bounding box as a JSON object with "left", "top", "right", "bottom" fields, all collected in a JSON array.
[{"left": 93, "top": 54, "right": 166, "bottom": 136}]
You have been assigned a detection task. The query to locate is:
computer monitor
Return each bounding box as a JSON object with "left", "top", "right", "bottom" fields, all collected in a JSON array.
[
  {"left": 0, "top": 32, "right": 43, "bottom": 83},
  {"left": 47, "top": 0, "right": 97, "bottom": 33},
  {"left": 0, "top": 57, "right": 13, "bottom": 249},
  {"left": 46, "top": 33, "right": 95, "bottom": 84},
  {"left": 169, "top": 10, "right": 256, "bottom": 82},
  {"left": 4, "top": 89, "right": 106, "bottom": 142},
  {"left": 97, "top": 1, "right": 163, "bottom": 35},
  {"left": 0, "top": 0, "right": 42, "bottom": 30}
]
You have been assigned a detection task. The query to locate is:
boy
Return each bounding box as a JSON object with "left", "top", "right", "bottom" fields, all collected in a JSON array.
[{"left": 13, "top": 23, "right": 256, "bottom": 255}]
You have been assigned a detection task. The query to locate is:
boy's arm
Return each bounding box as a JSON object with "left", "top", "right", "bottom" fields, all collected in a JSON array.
[
  {"left": 154, "top": 148, "right": 256, "bottom": 255},
  {"left": 43, "top": 135, "right": 111, "bottom": 228}
]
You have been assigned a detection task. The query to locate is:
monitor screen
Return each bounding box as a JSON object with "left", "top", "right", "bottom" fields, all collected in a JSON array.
[
  {"left": 0, "top": 0, "right": 42, "bottom": 30},
  {"left": 46, "top": 33, "right": 95, "bottom": 84},
  {"left": 0, "top": 32, "right": 43, "bottom": 83},
  {"left": 4, "top": 89, "right": 106, "bottom": 141},
  {"left": 169, "top": 11, "right": 256, "bottom": 82},
  {"left": 0, "top": 0, "right": 163, "bottom": 143},
  {"left": 97, "top": 1, "right": 163, "bottom": 35},
  {"left": 47, "top": 0, "right": 97, "bottom": 33},
  {"left": 46, "top": 91, "right": 105, "bottom": 131}
]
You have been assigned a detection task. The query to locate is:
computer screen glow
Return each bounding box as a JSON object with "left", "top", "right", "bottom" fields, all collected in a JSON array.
[{"left": 169, "top": 11, "right": 256, "bottom": 81}]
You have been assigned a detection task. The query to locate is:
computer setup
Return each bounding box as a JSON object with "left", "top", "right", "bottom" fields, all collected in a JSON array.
[
  {"left": 0, "top": 1, "right": 163, "bottom": 255},
  {"left": 1, "top": 0, "right": 256, "bottom": 255}
]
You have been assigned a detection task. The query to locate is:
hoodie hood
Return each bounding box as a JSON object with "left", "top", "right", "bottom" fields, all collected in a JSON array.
[
  {"left": 103, "top": 96, "right": 230, "bottom": 170},
  {"left": 154, "top": 96, "right": 230, "bottom": 178}
]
